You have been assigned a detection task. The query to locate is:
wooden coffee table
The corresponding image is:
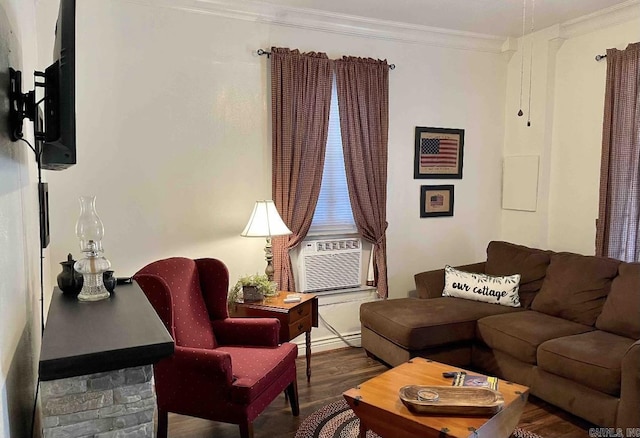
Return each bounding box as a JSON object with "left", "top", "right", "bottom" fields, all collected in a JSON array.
[{"left": 343, "top": 358, "right": 529, "bottom": 438}]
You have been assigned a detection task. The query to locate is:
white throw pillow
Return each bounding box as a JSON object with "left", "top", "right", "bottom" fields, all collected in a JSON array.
[{"left": 442, "top": 265, "right": 521, "bottom": 307}]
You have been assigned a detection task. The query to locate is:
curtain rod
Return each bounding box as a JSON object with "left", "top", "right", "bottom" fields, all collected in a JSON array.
[
  {"left": 256, "top": 48, "right": 396, "bottom": 70},
  {"left": 595, "top": 54, "right": 607, "bottom": 61}
]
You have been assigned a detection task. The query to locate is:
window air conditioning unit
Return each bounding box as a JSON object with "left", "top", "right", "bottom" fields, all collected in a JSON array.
[{"left": 297, "top": 238, "right": 362, "bottom": 292}]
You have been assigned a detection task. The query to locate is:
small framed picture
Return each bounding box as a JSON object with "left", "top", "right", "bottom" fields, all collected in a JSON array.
[
  {"left": 414, "top": 127, "right": 464, "bottom": 179},
  {"left": 420, "top": 185, "right": 454, "bottom": 218}
]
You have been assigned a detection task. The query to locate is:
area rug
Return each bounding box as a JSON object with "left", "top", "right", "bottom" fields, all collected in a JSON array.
[{"left": 295, "top": 399, "right": 542, "bottom": 438}]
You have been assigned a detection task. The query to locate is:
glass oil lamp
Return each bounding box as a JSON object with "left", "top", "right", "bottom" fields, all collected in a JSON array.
[{"left": 74, "top": 196, "right": 111, "bottom": 301}]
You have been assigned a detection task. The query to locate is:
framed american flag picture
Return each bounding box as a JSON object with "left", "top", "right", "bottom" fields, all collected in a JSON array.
[
  {"left": 414, "top": 126, "right": 464, "bottom": 179},
  {"left": 420, "top": 185, "right": 454, "bottom": 218}
]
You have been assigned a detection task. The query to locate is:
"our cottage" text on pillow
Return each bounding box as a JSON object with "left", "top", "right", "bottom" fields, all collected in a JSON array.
[{"left": 442, "top": 265, "right": 521, "bottom": 307}]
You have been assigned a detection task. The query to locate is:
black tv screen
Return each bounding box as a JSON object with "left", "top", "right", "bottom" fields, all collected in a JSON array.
[{"left": 41, "top": 0, "right": 76, "bottom": 170}]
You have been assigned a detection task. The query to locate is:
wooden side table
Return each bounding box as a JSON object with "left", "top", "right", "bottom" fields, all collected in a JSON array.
[{"left": 230, "top": 292, "right": 318, "bottom": 381}]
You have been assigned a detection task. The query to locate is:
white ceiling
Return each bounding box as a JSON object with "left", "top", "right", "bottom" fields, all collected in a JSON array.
[{"left": 254, "top": 0, "right": 634, "bottom": 37}]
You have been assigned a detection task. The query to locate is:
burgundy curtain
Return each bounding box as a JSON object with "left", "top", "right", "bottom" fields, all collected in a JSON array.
[
  {"left": 271, "top": 47, "right": 332, "bottom": 291},
  {"left": 334, "top": 57, "right": 390, "bottom": 298},
  {"left": 595, "top": 42, "right": 640, "bottom": 262}
]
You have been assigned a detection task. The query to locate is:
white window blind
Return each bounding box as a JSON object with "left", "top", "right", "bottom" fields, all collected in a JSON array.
[{"left": 309, "top": 76, "right": 356, "bottom": 234}]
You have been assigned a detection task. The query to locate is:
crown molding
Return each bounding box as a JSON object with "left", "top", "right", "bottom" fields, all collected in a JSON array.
[
  {"left": 122, "top": 0, "right": 507, "bottom": 53},
  {"left": 501, "top": 37, "right": 518, "bottom": 62},
  {"left": 121, "top": 0, "right": 640, "bottom": 54},
  {"left": 560, "top": 0, "right": 640, "bottom": 38}
]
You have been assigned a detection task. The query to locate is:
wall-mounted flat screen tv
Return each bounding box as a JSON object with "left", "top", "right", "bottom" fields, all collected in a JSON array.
[{"left": 40, "top": 0, "right": 76, "bottom": 170}]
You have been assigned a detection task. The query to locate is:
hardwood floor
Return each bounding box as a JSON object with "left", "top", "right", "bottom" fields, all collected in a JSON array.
[{"left": 166, "top": 347, "right": 592, "bottom": 438}]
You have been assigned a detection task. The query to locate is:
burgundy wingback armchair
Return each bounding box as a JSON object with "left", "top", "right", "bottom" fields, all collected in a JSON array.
[{"left": 134, "top": 257, "right": 299, "bottom": 438}]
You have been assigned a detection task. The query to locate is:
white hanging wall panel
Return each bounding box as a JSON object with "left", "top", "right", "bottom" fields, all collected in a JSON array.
[{"left": 502, "top": 155, "right": 539, "bottom": 212}]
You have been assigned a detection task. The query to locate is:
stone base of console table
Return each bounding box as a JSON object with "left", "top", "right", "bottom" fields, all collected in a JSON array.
[{"left": 40, "top": 365, "right": 156, "bottom": 438}]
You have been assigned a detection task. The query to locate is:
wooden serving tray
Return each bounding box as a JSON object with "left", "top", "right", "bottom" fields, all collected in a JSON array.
[{"left": 399, "top": 385, "right": 504, "bottom": 416}]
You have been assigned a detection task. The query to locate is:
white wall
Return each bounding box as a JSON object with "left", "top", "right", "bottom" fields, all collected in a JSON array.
[
  {"left": 501, "top": 8, "right": 640, "bottom": 254},
  {"left": 44, "top": 0, "right": 507, "bottom": 302},
  {"left": 501, "top": 26, "right": 564, "bottom": 248},
  {"left": 549, "top": 18, "right": 640, "bottom": 254},
  {"left": 0, "top": 0, "right": 45, "bottom": 435},
  {"left": 386, "top": 43, "right": 506, "bottom": 297}
]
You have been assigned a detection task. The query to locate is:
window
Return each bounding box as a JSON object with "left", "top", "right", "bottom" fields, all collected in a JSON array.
[{"left": 309, "top": 75, "right": 356, "bottom": 235}]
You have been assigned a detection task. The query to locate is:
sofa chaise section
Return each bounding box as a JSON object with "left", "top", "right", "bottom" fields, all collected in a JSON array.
[{"left": 361, "top": 296, "right": 521, "bottom": 367}]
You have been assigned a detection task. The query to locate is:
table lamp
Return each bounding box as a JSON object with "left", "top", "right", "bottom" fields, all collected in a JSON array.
[{"left": 241, "top": 200, "right": 292, "bottom": 281}]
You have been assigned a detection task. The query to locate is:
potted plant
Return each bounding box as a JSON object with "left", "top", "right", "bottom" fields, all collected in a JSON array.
[{"left": 229, "top": 273, "right": 278, "bottom": 303}]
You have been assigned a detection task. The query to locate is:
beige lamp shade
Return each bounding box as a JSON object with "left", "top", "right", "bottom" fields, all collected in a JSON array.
[{"left": 241, "top": 200, "right": 292, "bottom": 237}]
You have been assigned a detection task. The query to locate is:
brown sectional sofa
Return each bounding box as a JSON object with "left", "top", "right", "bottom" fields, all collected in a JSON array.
[{"left": 360, "top": 241, "right": 640, "bottom": 428}]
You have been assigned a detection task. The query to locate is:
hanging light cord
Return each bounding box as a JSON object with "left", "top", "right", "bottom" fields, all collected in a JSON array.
[
  {"left": 518, "top": 0, "right": 526, "bottom": 117},
  {"left": 527, "top": 0, "right": 535, "bottom": 126}
]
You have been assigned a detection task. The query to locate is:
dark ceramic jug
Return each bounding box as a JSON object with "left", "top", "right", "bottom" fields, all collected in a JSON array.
[
  {"left": 103, "top": 270, "right": 116, "bottom": 293},
  {"left": 57, "top": 253, "right": 83, "bottom": 296}
]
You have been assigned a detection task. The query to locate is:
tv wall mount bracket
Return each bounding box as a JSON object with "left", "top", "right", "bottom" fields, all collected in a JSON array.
[{"left": 9, "top": 67, "right": 48, "bottom": 142}]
